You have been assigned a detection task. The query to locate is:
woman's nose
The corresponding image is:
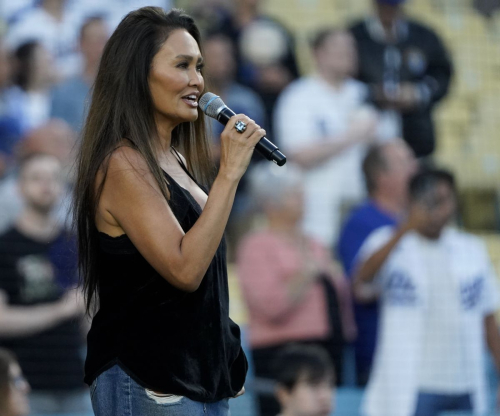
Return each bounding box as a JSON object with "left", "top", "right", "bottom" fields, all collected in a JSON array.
[{"left": 189, "top": 69, "right": 203, "bottom": 87}]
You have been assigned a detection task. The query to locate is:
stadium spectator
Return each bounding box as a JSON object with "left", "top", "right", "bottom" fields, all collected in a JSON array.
[
  {"left": 237, "top": 162, "right": 356, "bottom": 416},
  {"left": 350, "top": 0, "right": 453, "bottom": 157},
  {"left": 274, "top": 344, "right": 335, "bottom": 416},
  {"left": 209, "top": 0, "right": 300, "bottom": 129},
  {"left": 0, "top": 0, "right": 34, "bottom": 24},
  {"left": 474, "top": 0, "right": 500, "bottom": 19},
  {"left": 5, "top": 0, "right": 172, "bottom": 73},
  {"left": 337, "top": 140, "right": 417, "bottom": 385},
  {"left": 0, "top": 153, "right": 88, "bottom": 414},
  {"left": 0, "top": 348, "right": 30, "bottom": 416},
  {"left": 10, "top": 41, "right": 57, "bottom": 133},
  {"left": 353, "top": 169, "right": 500, "bottom": 416},
  {"left": 203, "top": 32, "right": 266, "bottom": 246},
  {"left": 70, "top": 0, "right": 173, "bottom": 35},
  {"left": 274, "top": 28, "right": 396, "bottom": 250},
  {"left": 0, "top": 119, "right": 76, "bottom": 234},
  {"left": 203, "top": 32, "right": 266, "bottom": 159},
  {"left": 179, "top": 0, "right": 232, "bottom": 37},
  {"left": 6, "top": 0, "right": 82, "bottom": 79},
  {"left": 0, "top": 38, "right": 23, "bottom": 178},
  {"left": 51, "top": 16, "right": 110, "bottom": 133}
]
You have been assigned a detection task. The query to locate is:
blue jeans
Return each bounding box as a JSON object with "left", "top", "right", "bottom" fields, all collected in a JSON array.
[
  {"left": 90, "top": 365, "right": 231, "bottom": 416},
  {"left": 414, "top": 392, "right": 472, "bottom": 416}
]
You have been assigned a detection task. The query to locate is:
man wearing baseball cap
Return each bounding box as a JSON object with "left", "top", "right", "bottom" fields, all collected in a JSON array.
[{"left": 350, "top": 0, "right": 453, "bottom": 158}]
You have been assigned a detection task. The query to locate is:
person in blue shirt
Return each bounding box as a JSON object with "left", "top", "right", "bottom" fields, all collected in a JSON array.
[
  {"left": 337, "top": 139, "right": 417, "bottom": 385},
  {"left": 51, "top": 16, "right": 110, "bottom": 133}
]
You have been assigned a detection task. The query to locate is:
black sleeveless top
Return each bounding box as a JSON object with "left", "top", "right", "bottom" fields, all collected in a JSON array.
[{"left": 84, "top": 155, "right": 248, "bottom": 401}]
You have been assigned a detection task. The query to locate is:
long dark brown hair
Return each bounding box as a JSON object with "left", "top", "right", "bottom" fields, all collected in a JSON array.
[{"left": 73, "top": 7, "right": 214, "bottom": 314}]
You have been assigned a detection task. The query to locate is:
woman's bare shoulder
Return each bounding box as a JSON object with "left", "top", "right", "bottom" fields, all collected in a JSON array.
[
  {"left": 107, "top": 141, "right": 148, "bottom": 173},
  {"left": 96, "top": 141, "right": 161, "bottom": 200}
]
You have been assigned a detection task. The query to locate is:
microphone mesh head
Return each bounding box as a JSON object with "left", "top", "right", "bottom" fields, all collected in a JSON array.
[{"left": 199, "top": 92, "right": 226, "bottom": 119}]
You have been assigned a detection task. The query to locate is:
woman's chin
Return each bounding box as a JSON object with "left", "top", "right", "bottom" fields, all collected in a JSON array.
[{"left": 180, "top": 111, "right": 199, "bottom": 124}]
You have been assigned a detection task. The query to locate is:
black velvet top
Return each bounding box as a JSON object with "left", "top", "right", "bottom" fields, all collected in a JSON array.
[{"left": 84, "top": 160, "right": 248, "bottom": 402}]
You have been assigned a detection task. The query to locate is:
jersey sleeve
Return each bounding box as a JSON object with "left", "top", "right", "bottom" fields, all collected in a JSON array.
[
  {"left": 355, "top": 226, "right": 396, "bottom": 267},
  {"left": 353, "top": 225, "right": 397, "bottom": 290}
]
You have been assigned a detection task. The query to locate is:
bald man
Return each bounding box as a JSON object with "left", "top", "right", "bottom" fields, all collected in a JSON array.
[{"left": 337, "top": 140, "right": 417, "bottom": 385}]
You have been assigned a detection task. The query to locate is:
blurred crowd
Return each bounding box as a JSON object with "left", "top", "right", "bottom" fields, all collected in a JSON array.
[{"left": 0, "top": 0, "right": 498, "bottom": 416}]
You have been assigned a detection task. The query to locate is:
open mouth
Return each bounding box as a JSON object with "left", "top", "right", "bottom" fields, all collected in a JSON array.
[{"left": 182, "top": 94, "right": 198, "bottom": 107}]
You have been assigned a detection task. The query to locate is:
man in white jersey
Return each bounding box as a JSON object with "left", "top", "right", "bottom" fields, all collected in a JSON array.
[
  {"left": 274, "top": 28, "right": 398, "bottom": 249},
  {"left": 353, "top": 169, "right": 500, "bottom": 416}
]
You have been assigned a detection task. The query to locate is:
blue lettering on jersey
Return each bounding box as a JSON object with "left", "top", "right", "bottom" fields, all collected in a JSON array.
[
  {"left": 384, "top": 270, "right": 417, "bottom": 306},
  {"left": 460, "top": 276, "right": 483, "bottom": 310}
]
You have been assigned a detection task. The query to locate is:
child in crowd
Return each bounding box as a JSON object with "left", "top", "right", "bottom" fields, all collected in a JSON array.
[{"left": 274, "top": 344, "right": 336, "bottom": 416}]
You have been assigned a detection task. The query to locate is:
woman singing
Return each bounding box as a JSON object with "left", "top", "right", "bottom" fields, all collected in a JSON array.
[{"left": 73, "top": 7, "right": 264, "bottom": 415}]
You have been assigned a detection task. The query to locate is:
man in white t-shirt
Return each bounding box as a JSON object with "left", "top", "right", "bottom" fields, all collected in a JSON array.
[
  {"left": 274, "top": 28, "right": 398, "bottom": 249},
  {"left": 353, "top": 169, "right": 500, "bottom": 416}
]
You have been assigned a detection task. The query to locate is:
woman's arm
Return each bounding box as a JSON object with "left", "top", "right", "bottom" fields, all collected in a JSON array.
[{"left": 99, "top": 115, "right": 265, "bottom": 292}]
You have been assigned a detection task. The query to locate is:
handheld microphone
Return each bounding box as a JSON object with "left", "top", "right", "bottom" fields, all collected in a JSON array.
[{"left": 199, "top": 92, "right": 286, "bottom": 166}]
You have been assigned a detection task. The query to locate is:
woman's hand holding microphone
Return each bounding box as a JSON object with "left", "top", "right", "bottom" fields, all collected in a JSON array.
[{"left": 218, "top": 114, "right": 266, "bottom": 183}]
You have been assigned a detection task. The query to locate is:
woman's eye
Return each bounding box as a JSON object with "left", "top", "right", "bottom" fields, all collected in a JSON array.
[
  {"left": 196, "top": 64, "right": 205, "bottom": 72},
  {"left": 177, "top": 62, "right": 188, "bottom": 69}
]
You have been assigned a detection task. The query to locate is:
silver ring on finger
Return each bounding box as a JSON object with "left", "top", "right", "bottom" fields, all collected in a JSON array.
[{"left": 234, "top": 120, "right": 247, "bottom": 134}]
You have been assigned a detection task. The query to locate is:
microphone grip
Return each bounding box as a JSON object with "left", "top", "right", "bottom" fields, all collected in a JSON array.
[{"left": 216, "top": 108, "right": 286, "bottom": 166}]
